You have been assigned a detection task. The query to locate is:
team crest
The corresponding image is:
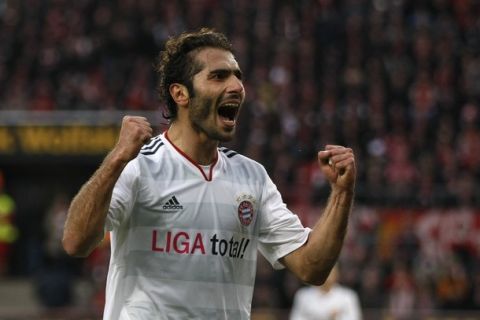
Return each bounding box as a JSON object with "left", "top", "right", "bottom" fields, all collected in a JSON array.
[
  {"left": 238, "top": 201, "right": 254, "bottom": 226},
  {"left": 236, "top": 193, "right": 256, "bottom": 227}
]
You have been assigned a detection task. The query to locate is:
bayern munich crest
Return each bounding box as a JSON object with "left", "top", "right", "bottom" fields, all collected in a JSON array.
[
  {"left": 236, "top": 193, "right": 256, "bottom": 226},
  {"left": 238, "top": 200, "right": 254, "bottom": 226}
]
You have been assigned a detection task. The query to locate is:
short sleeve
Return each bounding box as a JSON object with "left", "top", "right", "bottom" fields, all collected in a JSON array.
[
  {"left": 105, "top": 160, "right": 138, "bottom": 231},
  {"left": 257, "top": 173, "right": 310, "bottom": 269}
]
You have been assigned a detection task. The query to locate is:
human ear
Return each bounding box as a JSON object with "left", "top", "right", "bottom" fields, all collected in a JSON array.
[{"left": 169, "top": 83, "right": 189, "bottom": 107}]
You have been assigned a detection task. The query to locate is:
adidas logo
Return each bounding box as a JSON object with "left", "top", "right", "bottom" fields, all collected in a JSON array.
[{"left": 162, "top": 196, "right": 183, "bottom": 210}]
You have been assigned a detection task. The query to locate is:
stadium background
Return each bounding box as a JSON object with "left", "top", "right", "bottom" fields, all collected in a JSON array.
[{"left": 1, "top": 0, "right": 480, "bottom": 319}]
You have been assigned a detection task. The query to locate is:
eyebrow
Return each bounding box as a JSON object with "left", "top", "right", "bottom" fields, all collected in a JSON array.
[{"left": 209, "top": 68, "right": 243, "bottom": 79}]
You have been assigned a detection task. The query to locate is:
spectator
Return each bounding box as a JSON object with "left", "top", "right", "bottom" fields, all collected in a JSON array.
[
  {"left": 35, "top": 193, "right": 76, "bottom": 311},
  {"left": 0, "top": 170, "right": 18, "bottom": 275}
]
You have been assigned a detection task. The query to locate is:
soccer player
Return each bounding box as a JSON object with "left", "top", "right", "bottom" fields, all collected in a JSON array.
[
  {"left": 290, "top": 265, "right": 362, "bottom": 320},
  {"left": 62, "top": 28, "right": 356, "bottom": 319}
]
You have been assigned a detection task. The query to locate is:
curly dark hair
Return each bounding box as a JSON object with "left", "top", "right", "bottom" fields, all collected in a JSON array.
[{"left": 155, "top": 28, "right": 233, "bottom": 121}]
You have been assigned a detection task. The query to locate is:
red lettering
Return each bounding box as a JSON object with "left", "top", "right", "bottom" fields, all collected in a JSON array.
[
  {"left": 151, "top": 230, "right": 208, "bottom": 255},
  {"left": 165, "top": 231, "right": 171, "bottom": 252},
  {"left": 191, "top": 233, "right": 206, "bottom": 254},
  {"left": 173, "top": 231, "right": 190, "bottom": 254},
  {"left": 151, "top": 230, "right": 164, "bottom": 252}
]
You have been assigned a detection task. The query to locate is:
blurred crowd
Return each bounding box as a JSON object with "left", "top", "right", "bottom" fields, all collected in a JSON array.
[
  {"left": 1, "top": 0, "right": 480, "bottom": 317},
  {"left": 1, "top": 0, "right": 480, "bottom": 206}
]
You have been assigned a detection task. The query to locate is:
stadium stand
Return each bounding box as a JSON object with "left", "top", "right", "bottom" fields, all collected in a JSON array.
[{"left": 1, "top": 0, "right": 480, "bottom": 318}]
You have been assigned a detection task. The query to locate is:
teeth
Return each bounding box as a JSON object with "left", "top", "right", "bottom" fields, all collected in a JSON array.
[{"left": 221, "top": 103, "right": 239, "bottom": 108}]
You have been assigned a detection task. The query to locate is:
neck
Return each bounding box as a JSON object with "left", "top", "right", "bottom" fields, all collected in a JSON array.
[{"left": 166, "top": 122, "right": 219, "bottom": 165}]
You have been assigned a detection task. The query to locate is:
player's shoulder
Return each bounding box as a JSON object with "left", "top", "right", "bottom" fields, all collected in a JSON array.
[
  {"left": 333, "top": 285, "right": 359, "bottom": 299},
  {"left": 218, "top": 146, "right": 265, "bottom": 168},
  {"left": 218, "top": 146, "right": 237, "bottom": 157},
  {"left": 218, "top": 146, "right": 268, "bottom": 179},
  {"left": 127, "top": 135, "right": 167, "bottom": 173},
  {"left": 138, "top": 135, "right": 165, "bottom": 157},
  {"left": 294, "top": 285, "right": 318, "bottom": 299}
]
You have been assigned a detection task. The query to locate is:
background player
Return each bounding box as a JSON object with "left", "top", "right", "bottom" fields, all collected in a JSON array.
[{"left": 290, "top": 264, "right": 362, "bottom": 320}]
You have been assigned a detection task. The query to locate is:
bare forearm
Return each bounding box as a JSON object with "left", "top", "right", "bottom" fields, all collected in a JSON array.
[
  {"left": 304, "top": 188, "right": 354, "bottom": 280},
  {"left": 63, "top": 152, "right": 127, "bottom": 257},
  {"left": 282, "top": 145, "right": 356, "bottom": 285},
  {"left": 282, "top": 188, "right": 354, "bottom": 285},
  {"left": 63, "top": 116, "right": 152, "bottom": 257}
]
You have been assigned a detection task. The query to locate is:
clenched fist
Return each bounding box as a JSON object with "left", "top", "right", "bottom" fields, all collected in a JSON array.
[
  {"left": 112, "top": 116, "right": 153, "bottom": 163},
  {"left": 317, "top": 145, "right": 356, "bottom": 193}
]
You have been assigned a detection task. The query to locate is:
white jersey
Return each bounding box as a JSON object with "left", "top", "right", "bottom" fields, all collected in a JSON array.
[
  {"left": 104, "top": 132, "right": 310, "bottom": 320},
  {"left": 290, "top": 285, "right": 362, "bottom": 320}
]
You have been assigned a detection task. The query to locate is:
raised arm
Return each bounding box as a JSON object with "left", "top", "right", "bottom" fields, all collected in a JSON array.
[
  {"left": 281, "top": 145, "right": 356, "bottom": 285},
  {"left": 62, "top": 116, "right": 152, "bottom": 257}
]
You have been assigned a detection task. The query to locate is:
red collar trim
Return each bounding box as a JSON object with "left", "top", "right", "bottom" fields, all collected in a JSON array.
[{"left": 164, "top": 131, "right": 218, "bottom": 181}]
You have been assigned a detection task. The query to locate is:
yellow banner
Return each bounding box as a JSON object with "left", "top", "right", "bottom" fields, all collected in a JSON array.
[{"left": 0, "top": 125, "right": 119, "bottom": 155}]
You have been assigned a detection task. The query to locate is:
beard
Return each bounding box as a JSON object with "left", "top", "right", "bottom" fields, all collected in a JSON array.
[{"left": 188, "top": 93, "right": 235, "bottom": 142}]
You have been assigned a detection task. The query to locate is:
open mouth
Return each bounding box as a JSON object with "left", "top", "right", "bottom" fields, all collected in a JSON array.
[{"left": 217, "top": 103, "right": 240, "bottom": 123}]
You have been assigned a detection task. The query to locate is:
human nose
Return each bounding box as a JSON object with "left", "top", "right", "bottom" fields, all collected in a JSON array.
[{"left": 226, "top": 75, "right": 244, "bottom": 95}]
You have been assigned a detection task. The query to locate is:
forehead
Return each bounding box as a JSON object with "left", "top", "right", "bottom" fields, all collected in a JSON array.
[{"left": 194, "top": 47, "right": 239, "bottom": 72}]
